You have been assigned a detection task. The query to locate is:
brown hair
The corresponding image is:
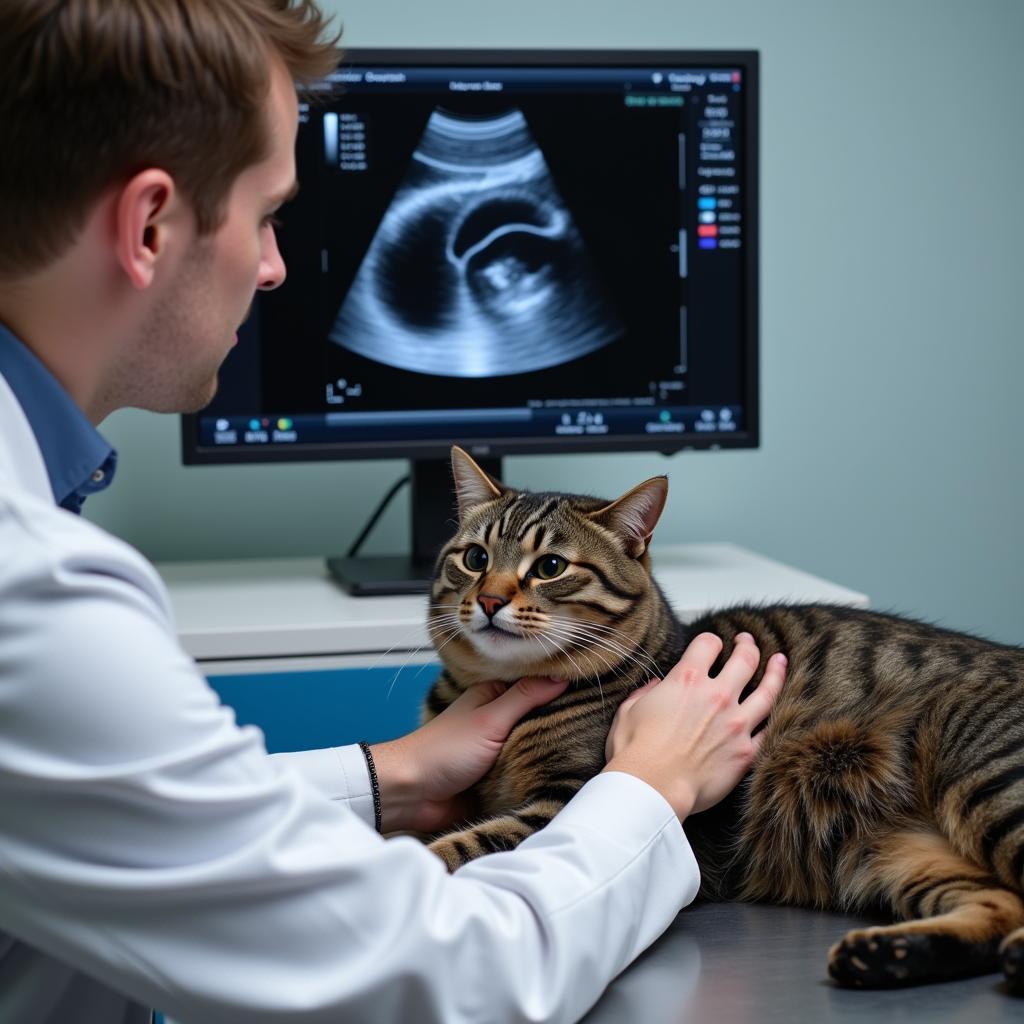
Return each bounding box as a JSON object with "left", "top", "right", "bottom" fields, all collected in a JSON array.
[{"left": 0, "top": 0, "right": 341, "bottom": 277}]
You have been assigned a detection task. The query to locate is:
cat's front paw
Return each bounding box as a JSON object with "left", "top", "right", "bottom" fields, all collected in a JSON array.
[
  {"left": 828, "top": 926, "right": 1001, "bottom": 988},
  {"left": 828, "top": 929, "right": 920, "bottom": 988},
  {"left": 428, "top": 834, "right": 475, "bottom": 872}
]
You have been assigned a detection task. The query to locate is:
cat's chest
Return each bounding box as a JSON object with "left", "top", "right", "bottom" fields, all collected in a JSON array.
[
  {"left": 473, "top": 702, "right": 613, "bottom": 810},
  {"left": 477, "top": 764, "right": 535, "bottom": 810},
  {"left": 475, "top": 728, "right": 564, "bottom": 808}
]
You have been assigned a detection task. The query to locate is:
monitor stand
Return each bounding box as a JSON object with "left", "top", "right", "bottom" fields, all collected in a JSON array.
[{"left": 326, "top": 455, "right": 502, "bottom": 597}]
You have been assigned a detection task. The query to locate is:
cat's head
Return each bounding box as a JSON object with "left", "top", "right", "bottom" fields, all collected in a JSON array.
[{"left": 429, "top": 446, "right": 668, "bottom": 684}]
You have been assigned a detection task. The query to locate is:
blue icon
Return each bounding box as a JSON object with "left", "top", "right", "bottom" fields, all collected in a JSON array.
[
  {"left": 698, "top": 197, "right": 717, "bottom": 210},
  {"left": 698, "top": 238, "right": 718, "bottom": 249},
  {"left": 248, "top": 418, "right": 260, "bottom": 430}
]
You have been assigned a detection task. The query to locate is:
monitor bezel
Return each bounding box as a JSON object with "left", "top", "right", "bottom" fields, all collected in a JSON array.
[{"left": 181, "top": 46, "right": 759, "bottom": 466}]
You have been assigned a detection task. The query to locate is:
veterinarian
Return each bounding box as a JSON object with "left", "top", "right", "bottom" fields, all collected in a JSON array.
[{"left": 0, "top": 2, "right": 788, "bottom": 1021}]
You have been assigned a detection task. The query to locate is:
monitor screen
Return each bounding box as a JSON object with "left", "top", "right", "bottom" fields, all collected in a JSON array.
[{"left": 182, "top": 47, "right": 758, "bottom": 465}]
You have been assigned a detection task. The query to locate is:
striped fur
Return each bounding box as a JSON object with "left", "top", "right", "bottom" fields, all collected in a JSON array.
[{"left": 423, "top": 449, "right": 1024, "bottom": 990}]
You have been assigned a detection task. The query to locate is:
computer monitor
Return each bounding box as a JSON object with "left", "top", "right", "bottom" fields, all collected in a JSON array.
[{"left": 181, "top": 47, "right": 759, "bottom": 595}]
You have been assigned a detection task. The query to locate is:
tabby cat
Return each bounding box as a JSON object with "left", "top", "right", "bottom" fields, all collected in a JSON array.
[{"left": 423, "top": 446, "right": 1024, "bottom": 992}]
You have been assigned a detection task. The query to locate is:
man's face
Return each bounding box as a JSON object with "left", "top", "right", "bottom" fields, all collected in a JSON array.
[{"left": 130, "top": 58, "right": 298, "bottom": 414}]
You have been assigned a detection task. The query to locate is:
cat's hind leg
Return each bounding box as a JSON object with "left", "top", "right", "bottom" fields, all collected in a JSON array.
[
  {"left": 428, "top": 794, "right": 573, "bottom": 872},
  {"left": 828, "top": 827, "right": 1024, "bottom": 988}
]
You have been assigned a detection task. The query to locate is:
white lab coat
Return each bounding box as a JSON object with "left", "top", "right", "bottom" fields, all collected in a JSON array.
[{"left": 0, "top": 369, "right": 700, "bottom": 1024}]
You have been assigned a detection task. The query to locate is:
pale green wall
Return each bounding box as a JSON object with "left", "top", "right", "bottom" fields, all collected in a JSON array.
[{"left": 86, "top": 0, "right": 1024, "bottom": 645}]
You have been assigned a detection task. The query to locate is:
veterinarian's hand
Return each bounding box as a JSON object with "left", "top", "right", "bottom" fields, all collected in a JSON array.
[
  {"left": 603, "top": 632, "right": 787, "bottom": 821},
  {"left": 370, "top": 676, "right": 569, "bottom": 834}
]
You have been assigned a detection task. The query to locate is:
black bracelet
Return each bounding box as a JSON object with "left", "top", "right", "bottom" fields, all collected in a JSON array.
[{"left": 358, "top": 741, "right": 383, "bottom": 833}]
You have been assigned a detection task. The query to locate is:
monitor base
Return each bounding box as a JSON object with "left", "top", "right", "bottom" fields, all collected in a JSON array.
[
  {"left": 326, "top": 555, "right": 434, "bottom": 596},
  {"left": 326, "top": 455, "right": 503, "bottom": 598}
]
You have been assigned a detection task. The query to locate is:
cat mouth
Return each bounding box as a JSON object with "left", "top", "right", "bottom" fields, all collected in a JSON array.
[{"left": 479, "top": 622, "right": 521, "bottom": 640}]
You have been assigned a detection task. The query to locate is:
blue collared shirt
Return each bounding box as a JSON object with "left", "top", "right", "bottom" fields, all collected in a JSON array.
[{"left": 0, "top": 322, "right": 116, "bottom": 513}]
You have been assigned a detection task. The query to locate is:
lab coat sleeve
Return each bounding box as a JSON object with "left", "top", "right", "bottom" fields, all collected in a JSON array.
[
  {"left": 270, "top": 744, "right": 377, "bottom": 829},
  {"left": 0, "top": 502, "right": 701, "bottom": 1024}
]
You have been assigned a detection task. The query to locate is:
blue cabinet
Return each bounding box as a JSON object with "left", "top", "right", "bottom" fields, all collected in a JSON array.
[{"left": 206, "top": 663, "right": 439, "bottom": 753}]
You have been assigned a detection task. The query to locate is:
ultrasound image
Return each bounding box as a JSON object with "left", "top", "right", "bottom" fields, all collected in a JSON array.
[{"left": 329, "top": 108, "right": 622, "bottom": 377}]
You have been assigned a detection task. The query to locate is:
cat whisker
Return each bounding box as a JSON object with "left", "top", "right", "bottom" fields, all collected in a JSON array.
[
  {"left": 571, "top": 632, "right": 664, "bottom": 683},
  {"left": 537, "top": 624, "right": 642, "bottom": 707},
  {"left": 386, "top": 633, "right": 459, "bottom": 699},
  {"left": 529, "top": 632, "right": 591, "bottom": 692},
  {"left": 547, "top": 635, "right": 589, "bottom": 686},
  {"left": 536, "top": 622, "right": 620, "bottom": 676},
  {"left": 425, "top": 611, "right": 465, "bottom": 631},
  {"left": 425, "top": 612, "right": 465, "bottom": 631},
  {"left": 543, "top": 633, "right": 658, "bottom": 696},
  {"left": 361, "top": 616, "right": 452, "bottom": 672},
  {"left": 546, "top": 615, "right": 665, "bottom": 665},
  {"left": 530, "top": 629, "right": 597, "bottom": 702},
  {"left": 381, "top": 614, "right": 465, "bottom": 700},
  {"left": 540, "top": 634, "right": 629, "bottom": 699},
  {"left": 543, "top": 614, "right": 630, "bottom": 632},
  {"left": 429, "top": 627, "right": 467, "bottom": 659},
  {"left": 542, "top": 620, "right": 664, "bottom": 683},
  {"left": 529, "top": 631, "right": 561, "bottom": 672},
  {"left": 543, "top": 613, "right": 666, "bottom": 676},
  {"left": 386, "top": 627, "right": 469, "bottom": 700},
  {"left": 331, "top": 612, "right": 457, "bottom": 702}
]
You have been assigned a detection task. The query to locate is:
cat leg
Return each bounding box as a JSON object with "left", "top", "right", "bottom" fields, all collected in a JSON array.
[
  {"left": 828, "top": 827, "right": 1024, "bottom": 988},
  {"left": 428, "top": 795, "right": 572, "bottom": 872},
  {"left": 1001, "top": 927, "right": 1024, "bottom": 995}
]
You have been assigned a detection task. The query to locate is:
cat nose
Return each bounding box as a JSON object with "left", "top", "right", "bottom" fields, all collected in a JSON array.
[{"left": 478, "top": 594, "right": 508, "bottom": 619}]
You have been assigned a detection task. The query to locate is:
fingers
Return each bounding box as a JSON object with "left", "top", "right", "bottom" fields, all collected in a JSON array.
[
  {"left": 449, "top": 678, "right": 507, "bottom": 711},
  {"left": 621, "top": 676, "right": 660, "bottom": 709},
  {"left": 666, "top": 632, "right": 724, "bottom": 682},
  {"left": 669, "top": 630, "right": 762, "bottom": 692},
  {"left": 741, "top": 651, "right": 788, "bottom": 727},
  {"left": 478, "top": 676, "right": 569, "bottom": 736},
  {"left": 669, "top": 630, "right": 787, "bottom": 728},
  {"left": 715, "top": 631, "right": 763, "bottom": 689}
]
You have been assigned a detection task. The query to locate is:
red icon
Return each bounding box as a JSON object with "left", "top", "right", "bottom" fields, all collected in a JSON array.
[{"left": 698, "top": 224, "right": 718, "bottom": 238}]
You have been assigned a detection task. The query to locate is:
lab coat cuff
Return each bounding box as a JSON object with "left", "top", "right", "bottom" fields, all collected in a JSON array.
[
  {"left": 270, "top": 744, "right": 376, "bottom": 828},
  {"left": 552, "top": 771, "right": 700, "bottom": 898}
]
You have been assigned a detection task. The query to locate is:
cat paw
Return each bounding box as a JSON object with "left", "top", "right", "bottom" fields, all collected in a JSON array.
[
  {"left": 427, "top": 837, "right": 471, "bottom": 873},
  {"left": 1001, "top": 932, "right": 1024, "bottom": 996},
  {"left": 829, "top": 928, "right": 1000, "bottom": 988},
  {"left": 828, "top": 929, "right": 923, "bottom": 988}
]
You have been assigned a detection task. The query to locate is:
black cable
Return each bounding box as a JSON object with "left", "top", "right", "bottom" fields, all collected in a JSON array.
[{"left": 346, "top": 474, "right": 410, "bottom": 558}]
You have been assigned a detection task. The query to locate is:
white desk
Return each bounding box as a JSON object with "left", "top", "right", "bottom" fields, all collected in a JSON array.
[{"left": 158, "top": 542, "right": 868, "bottom": 674}]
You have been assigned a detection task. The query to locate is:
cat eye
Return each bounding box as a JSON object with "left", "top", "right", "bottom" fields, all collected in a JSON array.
[
  {"left": 463, "top": 545, "right": 489, "bottom": 572},
  {"left": 532, "top": 554, "right": 568, "bottom": 580}
]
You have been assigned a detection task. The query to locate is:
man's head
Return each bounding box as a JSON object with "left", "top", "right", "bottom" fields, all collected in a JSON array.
[
  {"left": 0, "top": 0, "right": 339, "bottom": 276},
  {"left": 0, "top": 0, "right": 339, "bottom": 421},
  {"left": 108, "top": 49, "right": 303, "bottom": 416}
]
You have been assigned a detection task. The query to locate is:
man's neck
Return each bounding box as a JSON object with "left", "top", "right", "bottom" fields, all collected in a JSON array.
[{"left": 0, "top": 237, "right": 131, "bottom": 426}]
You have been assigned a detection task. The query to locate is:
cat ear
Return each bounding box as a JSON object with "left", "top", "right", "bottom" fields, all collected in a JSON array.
[
  {"left": 451, "top": 446, "right": 506, "bottom": 521},
  {"left": 586, "top": 476, "right": 668, "bottom": 558}
]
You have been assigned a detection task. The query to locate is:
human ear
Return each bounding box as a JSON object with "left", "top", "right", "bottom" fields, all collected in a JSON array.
[{"left": 114, "top": 169, "right": 180, "bottom": 290}]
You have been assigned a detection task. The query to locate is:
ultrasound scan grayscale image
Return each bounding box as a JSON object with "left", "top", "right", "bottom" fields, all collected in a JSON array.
[{"left": 329, "top": 108, "right": 623, "bottom": 377}]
